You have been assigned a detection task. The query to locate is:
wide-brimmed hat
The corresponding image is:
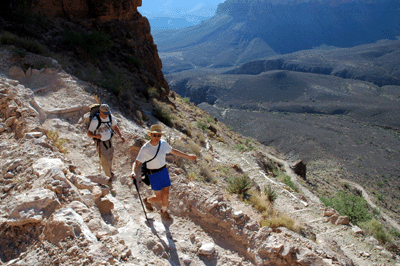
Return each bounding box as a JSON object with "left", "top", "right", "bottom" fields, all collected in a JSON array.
[
  {"left": 99, "top": 104, "right": 111, "bottom": 115},
  {"left": 147, "top": 124, "right": 166, "bottom": 136}
]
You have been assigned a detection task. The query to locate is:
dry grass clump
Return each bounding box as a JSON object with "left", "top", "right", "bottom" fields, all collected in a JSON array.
[{"left": 44, "top": 130, "right": 70, "bottom": 154}]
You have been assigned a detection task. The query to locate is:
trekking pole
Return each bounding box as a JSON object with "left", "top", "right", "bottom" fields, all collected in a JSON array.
[{"left": 132, "top": 176, "right": 151, "bottom": 224}]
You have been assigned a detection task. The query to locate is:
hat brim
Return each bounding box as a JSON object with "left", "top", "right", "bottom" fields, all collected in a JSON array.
[{"left": 147, "top": 131, "right": 166, "bottom": 136}]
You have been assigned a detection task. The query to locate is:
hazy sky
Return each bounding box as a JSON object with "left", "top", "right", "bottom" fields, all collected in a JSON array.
[{"left": 138, "top": 0, "right": 227, "bottom": 18}]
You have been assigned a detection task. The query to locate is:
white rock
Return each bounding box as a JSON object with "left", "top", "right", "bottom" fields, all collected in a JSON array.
[
  {"left": 25, "top": 131, "right": 43, "bottom": 139},
  {"left": 352, "top": 226, "right": 364, "bottom": 235},
  {"left": 183, "top": 255, "right": 192, "bottom": 264},
  {"left": 44, "top": 208, "right": 97, "bottom": 245},
  {"left": 198, "top": 243, "right": 215, "bottom": 255},
  {"left": 6, "top": 188, "right": 60, "bottom": 226},
  {"left": 233, "top": 210, "right": 243, "bottom": 219},
  {"left": 32, "top": 158, "right": 65, "bottom": 178},
  {"left": 75, "top": 175, "right": 96, "bottom": 190}
]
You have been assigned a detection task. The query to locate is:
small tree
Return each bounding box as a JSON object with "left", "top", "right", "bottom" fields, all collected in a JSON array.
[{"left": 321, "top": 191, "right": 371, "bottom": 224}]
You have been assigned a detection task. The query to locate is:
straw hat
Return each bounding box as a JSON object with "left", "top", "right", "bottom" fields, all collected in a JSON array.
[{"left": 147, "top": 124, "right": 166, "bottom": 136}]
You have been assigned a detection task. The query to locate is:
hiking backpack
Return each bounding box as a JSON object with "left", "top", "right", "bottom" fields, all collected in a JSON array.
[{"left": 87, "top": 104, "right": 114, "bottom": 138}]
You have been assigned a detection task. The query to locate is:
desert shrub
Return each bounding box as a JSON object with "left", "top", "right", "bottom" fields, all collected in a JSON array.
[
  {"left": 254, "top": 153, "right": 279, "bottom": 174},
  {"left": 320, "top": 191, "right": 372, "bottom": 224},
  {"left": 390, "top": 228, "right": 400, "bottom": 238},
  {"left": 260, "top": 213, "right": 302, "bottom": 233},
  {"left": 101, "top": 68, "right": 130, "bottom": 96},
  {"left": 187, "top": 172, "right": 197, "bottom": 181},
  {"left": 274, "top": 170, "right": 298, "bottom": 192},
  {"left": 199, "top": 161, "right": 213, "bottom": 182},
  {"left": 247, "top": 191, "right": 273, "bottom": 213},
  {"left": 0, "top": 31, "right": 18, "bottom": 45},
  {"left": 11, "top": 47, "right": 27, "bottom": 58},
  {"left": 206, "top": 116, "right": 215, "bottom": 123},
  {"left": 20, "top": 37, "right": 47, "bottom": 55},
  {"left": 45, "top": 130, "right": 69, "bottom": 154},
  {"left": 0, "top": 32, "right": 47, "bottom": 55},
  {"left": 125, "top": 55, "right": 142, "bottom": 69},
  {"left": 235, "top": 138, "right": 255, "bottom": 152},
  {"left": 264, "top": 185, "right": 278, "bottom": 203},
  {"left": 360, "top": 219, "right": 392, "bottom": 244},
  {"left": 63, "top": 29, "right": 112, "bottom": 58},
  {"left": 226, "top": 175, "right": 252, "bottom": 198},
  {"left": 147, "top": 87, "right": 160, "bottom": 98},
  {"left": 196, "top": 120, "right": 208, "bottom": 131}
]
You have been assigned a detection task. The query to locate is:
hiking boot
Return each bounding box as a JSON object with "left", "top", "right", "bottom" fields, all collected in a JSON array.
[
  {"left": 161, "top": 210, "right": 172, "bottom": 221},
  {"left": 143, "top": 197, "right": 154, "bottom": 212},
  {"left": 110, "top": 172, "right": 116, "bottom": 180}
]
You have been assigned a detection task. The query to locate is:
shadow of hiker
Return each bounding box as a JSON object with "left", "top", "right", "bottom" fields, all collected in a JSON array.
[{"left": 147, "top": 218, "right": 181, "bottom": 265}]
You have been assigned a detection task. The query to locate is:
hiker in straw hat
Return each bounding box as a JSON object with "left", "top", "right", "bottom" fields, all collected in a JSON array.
[{"left": 131, "top": 124, "right": 197, "bottom": 220}]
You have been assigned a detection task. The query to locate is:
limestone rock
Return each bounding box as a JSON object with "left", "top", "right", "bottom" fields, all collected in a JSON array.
[
  {"left": 6, "top": 188, "right": 60, "bottom": 226},
  {"left": 44, "top": 207, "right": 97, "bottom": 245},
  {"left": 352, "top": 226, "right": 364, "bottom": 235},
  {"left": 32, "top": 158, "right": 66, "bottom": 178},
  {"left": 198, "top": 243, "right": 215, "bottom": 255},
  {"left": 97, "top": 198, "right": 114, "bottom": 216}
]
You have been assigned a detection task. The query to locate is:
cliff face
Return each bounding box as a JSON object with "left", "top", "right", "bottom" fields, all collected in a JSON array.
[{"left": 12, "top": 0, "right": 169, "bottom": 94}]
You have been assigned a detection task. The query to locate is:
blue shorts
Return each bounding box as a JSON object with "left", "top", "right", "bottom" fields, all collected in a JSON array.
[{"left": 149, "top": 167, "right": 171, "bottom": 191}]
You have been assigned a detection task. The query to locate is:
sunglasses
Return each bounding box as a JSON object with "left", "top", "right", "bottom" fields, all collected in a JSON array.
[{"left": 152, "top": 134, "right": 162, "bottom": 137}]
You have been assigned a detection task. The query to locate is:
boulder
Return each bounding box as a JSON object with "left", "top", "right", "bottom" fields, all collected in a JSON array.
[
  {"left": 44, "top": 208, "right": 97, "bottom": 245},
  {"left": 32, "top": 158, "right": 66, "bottom": 178},
  {"left": 327, "top": 213, "right": 339, "bottom": 224},
  {"left": 336, "top": 216, "right": 350, "bottom": 225},
  {"left": 6, "top": 188, "right": 60, "bottom": 226},
  {"left": 96, "top": 198, "right": 114, "bottom": 216},
  {"left": 291, "top": 160, "right": 307, "bottom": 179},
  {"left": 8, "top": 66, "right": 26, "bottom": 79}
]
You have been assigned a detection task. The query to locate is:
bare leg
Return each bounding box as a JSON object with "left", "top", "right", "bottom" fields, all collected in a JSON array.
[
  {"left": 161, "top": 187, "right": 169, "bottom": 209},
  {"left": 148, "top": 190, "right": 163, "bottom": 204}
]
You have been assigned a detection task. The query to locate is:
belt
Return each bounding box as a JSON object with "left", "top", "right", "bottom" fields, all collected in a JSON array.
[{"left": 148, "top": 165, "right": 166, "bottom": 175}]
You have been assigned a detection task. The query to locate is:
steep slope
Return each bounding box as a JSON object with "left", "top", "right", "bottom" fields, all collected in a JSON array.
[
  {"left": 0, "top": 49, "right": 359, "bottom": 265},
  {"left": 1, "top": 47, "right": 400, "bottom": 266}
]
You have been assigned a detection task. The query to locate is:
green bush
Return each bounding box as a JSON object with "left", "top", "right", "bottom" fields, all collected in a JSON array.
[
  {"left": 320, "top": 191, "right": 372, "bottom": 224},
  {"left": 226, "top": 175, "right": 252, "bottom": 197}
]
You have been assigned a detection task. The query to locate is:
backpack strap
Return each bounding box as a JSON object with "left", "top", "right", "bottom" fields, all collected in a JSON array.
[
  {"left": 94, "top": 114, "right": 115, "bottom": 138},
  {"left": 146, "top": 141, "right": 161, "bottom": 164}
]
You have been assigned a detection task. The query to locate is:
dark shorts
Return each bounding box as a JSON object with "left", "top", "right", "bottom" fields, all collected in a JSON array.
[{"left": 149, "top": 167, "right": 170, "bottom": 191}]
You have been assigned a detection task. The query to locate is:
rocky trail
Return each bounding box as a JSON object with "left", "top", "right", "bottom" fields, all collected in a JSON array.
[{"left": 1, "top": 49, "right": 400, "bottom": 265}]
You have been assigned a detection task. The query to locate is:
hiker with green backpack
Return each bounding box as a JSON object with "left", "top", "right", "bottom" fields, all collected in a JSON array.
[
  {"left": 131, "top": 124, "right": 197, "bottom": 220},
  {"left": 87, "top": 104, "right": 125, "bottom": 179}
]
